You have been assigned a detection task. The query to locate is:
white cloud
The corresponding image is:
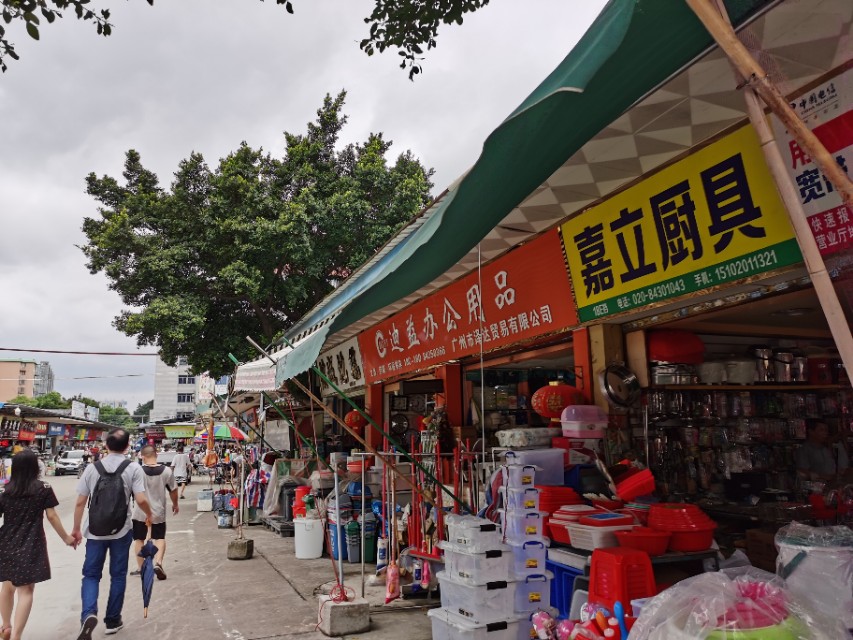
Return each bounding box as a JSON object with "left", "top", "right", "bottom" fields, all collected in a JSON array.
[{"left": 0, "top": 0, "right": 606, "bottom": 410}]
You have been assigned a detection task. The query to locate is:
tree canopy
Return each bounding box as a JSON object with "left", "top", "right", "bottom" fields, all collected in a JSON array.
[
  {"left": 81, "top": 91, "right": 434, "bottom": 377},
  {"left": 8, "top": 390, "right": 68, "bottom": 409},
  {"left": 0, "top": 0, "right": 488, "bottom": 77},
  {"left": 134, "top": 399, "right": 153, "bottom": 422}
]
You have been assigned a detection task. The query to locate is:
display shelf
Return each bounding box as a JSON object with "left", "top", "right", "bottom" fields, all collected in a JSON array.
[{"left": 655, "top": 384, "right": 845, "bottom": 391}]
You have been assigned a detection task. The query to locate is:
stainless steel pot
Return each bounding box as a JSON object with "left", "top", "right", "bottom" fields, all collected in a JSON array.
[
  {"left": 726, "top": 358, "right": 755, "bottom": 385},
  {"left": 751, "top": 346, "right": 774, "bottom": 382},
  {"left": 792, "top": 356, "right": 808, "bottom": 383},
  {"left": 697, "top": 361, "right": 725, "bottom": 384},
  {"left": 774, "top": 351, "right": 794, "bottom": 383}
]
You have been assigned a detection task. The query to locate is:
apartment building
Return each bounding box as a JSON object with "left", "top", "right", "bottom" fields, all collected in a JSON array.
[
  {"left": 33, "top": 361, "right": 55, "bottom": 397},
  {"left": 150, "top": 356, "right": 197, "bottom": 422},
  {"left": 0, "top": 358, "right": 37, "bottom": 401}
]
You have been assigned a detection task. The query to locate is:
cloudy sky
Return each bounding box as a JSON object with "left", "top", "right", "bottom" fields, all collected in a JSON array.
[{"left": 0, "top": 0, "right": 606, "bottom": 413}]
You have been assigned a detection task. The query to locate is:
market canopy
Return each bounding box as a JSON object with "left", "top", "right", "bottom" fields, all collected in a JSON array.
[{"left": 270, "top": 0, "right": 841, "bottom": 381}]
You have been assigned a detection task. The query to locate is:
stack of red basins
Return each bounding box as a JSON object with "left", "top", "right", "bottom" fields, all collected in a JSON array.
[
  {"left": 648, "top": 503, "right": 717, "bottom": 552},
  {"left": 537, "top": 485, "right": 583, "bottom": 540}
]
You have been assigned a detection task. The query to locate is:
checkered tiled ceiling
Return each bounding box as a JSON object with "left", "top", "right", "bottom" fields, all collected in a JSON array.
[{"left": 323, "top": 0, "right": 851, "bottom": 350}]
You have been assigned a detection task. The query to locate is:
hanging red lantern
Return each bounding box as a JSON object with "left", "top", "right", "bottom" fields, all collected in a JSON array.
[
  {"left": 344, "top": 410, "right": 368, "bottom": 437},
  {"left": 531, "top": 381, "right": 584, "bottom": 422}
]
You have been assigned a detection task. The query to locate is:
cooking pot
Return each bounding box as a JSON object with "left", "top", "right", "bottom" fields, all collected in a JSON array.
[
  {"left": 650, "top": 364, "right": 697, "bottom": 386},
  {"left": 750, "top": 345, "right": 774, "bottom": 382},
  {"left": 697, "top": 361, "right": 725, "bottom": 384},
  {"left": 773, "top": 351, "right": 794, "bottom": 383},
  {"left": 726, "top": 359, "right": 755, "bottom": 385},
  {"left": 792, "top": 356, "right": 808, "bottom": 383}
]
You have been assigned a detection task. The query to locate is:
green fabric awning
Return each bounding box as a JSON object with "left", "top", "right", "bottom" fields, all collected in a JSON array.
[
  {"left": 278, "top": 0, "right": 772, "bottom": 380},
  {"left": 275, "top": 324, "right": 333, "bottom": 386}
]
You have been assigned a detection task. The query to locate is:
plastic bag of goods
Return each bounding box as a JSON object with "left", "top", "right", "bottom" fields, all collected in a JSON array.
[{"left": 630, "top": 566, "right": 850, "bottom": 640}]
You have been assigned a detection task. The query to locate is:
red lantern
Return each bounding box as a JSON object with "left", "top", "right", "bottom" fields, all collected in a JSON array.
[
  {"left": 344, "top": 410, "right": 369, "bottom": 437},
  {"left": 531, "top": 381, "right": 584, "bottom": 422}
]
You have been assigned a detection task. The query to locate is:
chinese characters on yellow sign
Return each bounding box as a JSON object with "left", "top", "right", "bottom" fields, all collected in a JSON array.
[{"left": 561, "top": 125, "right": 802, "bottom": 322}]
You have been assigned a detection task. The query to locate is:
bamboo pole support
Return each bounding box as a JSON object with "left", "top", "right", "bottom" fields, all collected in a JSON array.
[
  {"left": 692, "top": 0, "right": 853, "bottom": 389},
  {"left": 686, "top": 0, "right": 852, "bottom": 205}
]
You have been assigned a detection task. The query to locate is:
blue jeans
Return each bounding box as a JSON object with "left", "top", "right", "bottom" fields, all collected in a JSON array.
[{"left": 81, "top": 530, "right": 133, "bottom": 624}]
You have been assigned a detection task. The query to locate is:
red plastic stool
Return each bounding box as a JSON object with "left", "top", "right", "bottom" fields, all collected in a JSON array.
[{"left": 588, "top": 547, "right": 656, "bottom": 613}]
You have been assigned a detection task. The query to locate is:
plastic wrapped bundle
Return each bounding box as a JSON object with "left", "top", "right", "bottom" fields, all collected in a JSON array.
[
  {"left": 775, "top": 521, "right": 853, "bottom": 629},
  {"left": 630, "top": 567, "right": 850, "bottom": 640}
]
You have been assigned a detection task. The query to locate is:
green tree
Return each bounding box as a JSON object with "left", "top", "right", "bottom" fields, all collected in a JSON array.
[
  {"left": 81, "top": 91, "right": 433, "bottom": 376},
  {"left": 134, "top": 399, "right": 153, "bottom": 422},
  {"left": 99, "top": 405, "right": 137, "bottom": 427},
  {"left": 0, "top": 0, "right": 487, "bottom": 77},
  {"left": 7, "top": 391, "right": 70, "bottom": 409}
]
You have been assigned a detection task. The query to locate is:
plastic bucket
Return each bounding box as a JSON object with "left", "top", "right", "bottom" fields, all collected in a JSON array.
[{"left": 293, "top": 517, "right": 324, "bottom": 559}]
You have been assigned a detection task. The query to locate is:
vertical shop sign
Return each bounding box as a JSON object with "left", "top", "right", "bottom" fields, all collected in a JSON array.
[
  {"left": 561, "top": 124, "right": 802, "bottom": 322},
  {"left": 316, "top": 336, "right": 366, "bottom": 396},
  {"left": 771, "top": 67, "right": 852, "bottom": 256},
  {"left": 359, "top": 230, "right": 577, "bottom": 384}
]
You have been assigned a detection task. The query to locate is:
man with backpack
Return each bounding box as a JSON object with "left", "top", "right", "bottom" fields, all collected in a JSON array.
[{"left": 71, "top": 428, "right": 152, "bottom": 639}]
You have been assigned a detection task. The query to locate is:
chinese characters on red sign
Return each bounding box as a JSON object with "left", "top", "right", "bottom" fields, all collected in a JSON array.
[{"left": 358, "top": 230, "right": 577, "bottom": 384}]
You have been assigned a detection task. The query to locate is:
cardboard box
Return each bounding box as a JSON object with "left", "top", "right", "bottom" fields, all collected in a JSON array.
[{"left": 745, "top": 528, "right": 778, "bottom": 572}]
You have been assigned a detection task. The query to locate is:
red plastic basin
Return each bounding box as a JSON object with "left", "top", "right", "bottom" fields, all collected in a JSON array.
[
  {"left": 668, "top": 527, "right": 715, "bottom": 552},
  {"left": 614, "top": 527, "right": 671, "bottom": 556}
]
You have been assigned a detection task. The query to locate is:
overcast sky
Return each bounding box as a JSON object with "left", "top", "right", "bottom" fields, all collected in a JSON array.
[{"left": 0, "top": 0, "right": 606, "bottom": 413}]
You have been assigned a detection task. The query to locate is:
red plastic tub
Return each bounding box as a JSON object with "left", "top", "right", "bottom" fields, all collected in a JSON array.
[
  {"left": 614, "top": 528, "right": 670, "bottom": 556},
  {"left": 548, "top": 519, "right": 572, "bottom": 545},
  {"left": 668, "top": 527, "right": 715, "bottom": 552},
  {"left": 615, "top": 469, "right": 655, "bottom": 501}
]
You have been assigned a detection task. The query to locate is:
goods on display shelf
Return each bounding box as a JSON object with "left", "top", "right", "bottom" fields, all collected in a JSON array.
[
  {"left": 502, "top": 463, "right": 538, "bottom": 489},
  {"left": 437, "top": 540, "right": 512, "bottom": 586},
  {"left": 560, "top": 404, "right": 608, "bottom": 439},
  {"left": 445, "top": 514, "right": 503, "bottom": 552},
  {"left": 427, "top": 608, "right": 520, "bottom": 640},
  {"left": 504, "top": 449, "right": 565, "bottom": 485},
  {"left": 495, "top": 427, "right": 561, "bottom": 449}
]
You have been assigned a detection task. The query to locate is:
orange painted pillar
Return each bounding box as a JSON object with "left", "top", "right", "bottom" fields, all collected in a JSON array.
[
  {"left": 572, "top": 327, "right": 592, "bottom": 403},
  {"left": 364, "top": 383, "right": 385, "bottom": 449}
]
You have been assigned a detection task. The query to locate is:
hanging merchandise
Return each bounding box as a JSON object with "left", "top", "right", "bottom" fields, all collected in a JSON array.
[{"left": 411, "top": 558, "right": 423, "bottom": 594}]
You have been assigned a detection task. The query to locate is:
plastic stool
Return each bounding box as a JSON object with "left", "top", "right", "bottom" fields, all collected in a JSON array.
[
  {"left": 546, "top": 559, "right": 582, "bottom": 618},
  {"left": 588, "top": 547, "right": 656, "bottom": 613}
]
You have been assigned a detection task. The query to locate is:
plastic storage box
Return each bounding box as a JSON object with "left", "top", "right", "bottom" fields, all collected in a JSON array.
[
  {"left": 438, "top": 541, "right": 511, "bottom": 585},
  {"left": 427, "top": 608, "right": 519, "bottom": 640},
  {"left": 501, "top": 510, "right": 547, "bottom": 540},
  {"left": 445, "top": 514, "right": 503, "bottom": 553},
  {"left": 560, "top": 404, "right": 608, "bottom": 438},
  {"left": 507, "top": 539, "right": 548, "bottom": 575},
  {"left": 196, "top": 489, "right": 214, "bottom": 512},
  {"left": 437, "top": 571, "right": 517, "bottom": 623},
  {"left": 565, "top": 523, "right": 635, "bottom": 551},
  {"left": 503, "top": 464, "right": 537, "bottom": 489},
  {"left": 505, "top": 450, "right": 564, "bottom": 486},
  {"left": 499, "top": 486, "right": 541, "bottom": 512},
  {"left": 514, "top": 573, "right": 553, "bottom": 612}
]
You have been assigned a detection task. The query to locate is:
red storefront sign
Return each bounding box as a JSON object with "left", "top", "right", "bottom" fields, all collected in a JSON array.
[
  {"left": 35, "top": 422, "right": 48, "bottom": 435},
  {"left": 359, "top": 230, "right": 578, "bottom": 384}
]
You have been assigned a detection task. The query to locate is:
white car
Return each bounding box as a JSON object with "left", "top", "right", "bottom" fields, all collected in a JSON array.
[{"left": 54, "top": 450, "right": 87, "bottom": 476}]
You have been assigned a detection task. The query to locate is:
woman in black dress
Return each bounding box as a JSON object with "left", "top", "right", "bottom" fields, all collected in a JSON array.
[{"left": 0, "top": 449, "right": 77, "bottom": 640}]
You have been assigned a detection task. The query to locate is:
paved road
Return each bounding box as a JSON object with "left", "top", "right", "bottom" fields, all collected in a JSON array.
[{"left": 18, "top": 472, "right": 434, "bottom": 640}]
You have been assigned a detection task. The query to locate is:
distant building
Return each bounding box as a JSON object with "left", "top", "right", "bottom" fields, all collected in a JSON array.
[
  {"left": 100, "top": 399, "right": 128, "bottom": 410},
  {"left": 33, "top": 361, "right": 55, "bottom": 397},
  {"left": 150, "top": 356, "right": 196, "bottom": 422},
  {"left": 0, "top": 358, "right": 37, "bottom": 401}
]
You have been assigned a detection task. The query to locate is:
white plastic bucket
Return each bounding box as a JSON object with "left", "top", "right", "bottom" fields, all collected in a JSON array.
[{"left": 294, "top": 517, "right": 324, "bottom": 559}]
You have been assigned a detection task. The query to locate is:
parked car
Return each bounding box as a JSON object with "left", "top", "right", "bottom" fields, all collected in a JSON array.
[{"left": 54, "top": 450, "right": 86, "bottom": 476}]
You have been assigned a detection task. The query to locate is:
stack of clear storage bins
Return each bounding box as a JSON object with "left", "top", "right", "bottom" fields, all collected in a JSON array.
[
  {"left": 500, "top": 463, "right": 554, "bottom": 640},
  {"left": 430, "top": 514, "right": 520, "bottom": 639}
]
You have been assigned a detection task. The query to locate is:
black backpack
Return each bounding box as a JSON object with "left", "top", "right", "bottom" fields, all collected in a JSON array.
[{"left": 88, "top": 460, "right": 131, "bottom": 536}]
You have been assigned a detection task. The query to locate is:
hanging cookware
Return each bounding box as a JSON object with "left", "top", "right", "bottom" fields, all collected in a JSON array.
[
  {"left": 773, "top": 351, "right": 794, "bottom": 384},
  {"left": 647, "top": 330, "right": 705, "bottom": 365},
  {"left": 750, "top": 345, "right": 774, "bottom": 383},
  {"left": 599, "top": 364, "right": 641, "bottom": 408}
]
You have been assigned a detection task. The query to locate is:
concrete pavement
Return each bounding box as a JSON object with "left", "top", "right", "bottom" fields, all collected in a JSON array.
[{"left": 20, "top": 474, "right": 435, "bottom": 640}]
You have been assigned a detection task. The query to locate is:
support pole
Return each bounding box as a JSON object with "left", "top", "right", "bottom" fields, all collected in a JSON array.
[
  {"left": 686, "top": 0, "right": 852, "bottom": 205},
  {"left": 689, "top": 0, "right": 853, "bottom": 386}
]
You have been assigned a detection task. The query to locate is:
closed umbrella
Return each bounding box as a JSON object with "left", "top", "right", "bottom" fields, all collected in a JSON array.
[{"left": 138, "top": 539, "right": 157, "bottom": 618}]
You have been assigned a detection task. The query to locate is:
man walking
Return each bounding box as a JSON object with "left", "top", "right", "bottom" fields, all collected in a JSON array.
[
  {"left": 72, "top": 428, "right": 152, "bottom": 639},
  {"left": 170, "top": 444, "right": 192, "bottom": 499},
  {"left": 131, "top": 445, "right": 178, "bottom": 580}
]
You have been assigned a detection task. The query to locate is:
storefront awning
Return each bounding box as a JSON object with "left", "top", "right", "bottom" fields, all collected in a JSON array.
[{"left": 273, "top": 0, "right": 775, "bottom": 381}]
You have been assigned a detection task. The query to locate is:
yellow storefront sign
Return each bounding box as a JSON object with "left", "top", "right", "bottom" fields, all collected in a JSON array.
[{"left": 561, "top": 125, "right": 802, "bottom": 322}]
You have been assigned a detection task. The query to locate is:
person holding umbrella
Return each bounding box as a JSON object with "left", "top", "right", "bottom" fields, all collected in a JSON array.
[
  {"left": 130, "top": 445, "right": 178, "bottom": 580},
  {"left": 72, "top": 428, "right": 152, "bottom": 639}
]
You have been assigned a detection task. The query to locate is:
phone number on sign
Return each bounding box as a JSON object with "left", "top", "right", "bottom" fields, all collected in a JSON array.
[
  {"left": 629, "top": 279, "right": 687, "bottom": 307},
  {"left": 714, "top": 250, "right": 778, "bottom": 282}
]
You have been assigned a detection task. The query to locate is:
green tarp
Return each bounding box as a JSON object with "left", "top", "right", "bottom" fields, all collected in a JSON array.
[{"left": 280, "top": 0, "right": 773, "bottom": 378}]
